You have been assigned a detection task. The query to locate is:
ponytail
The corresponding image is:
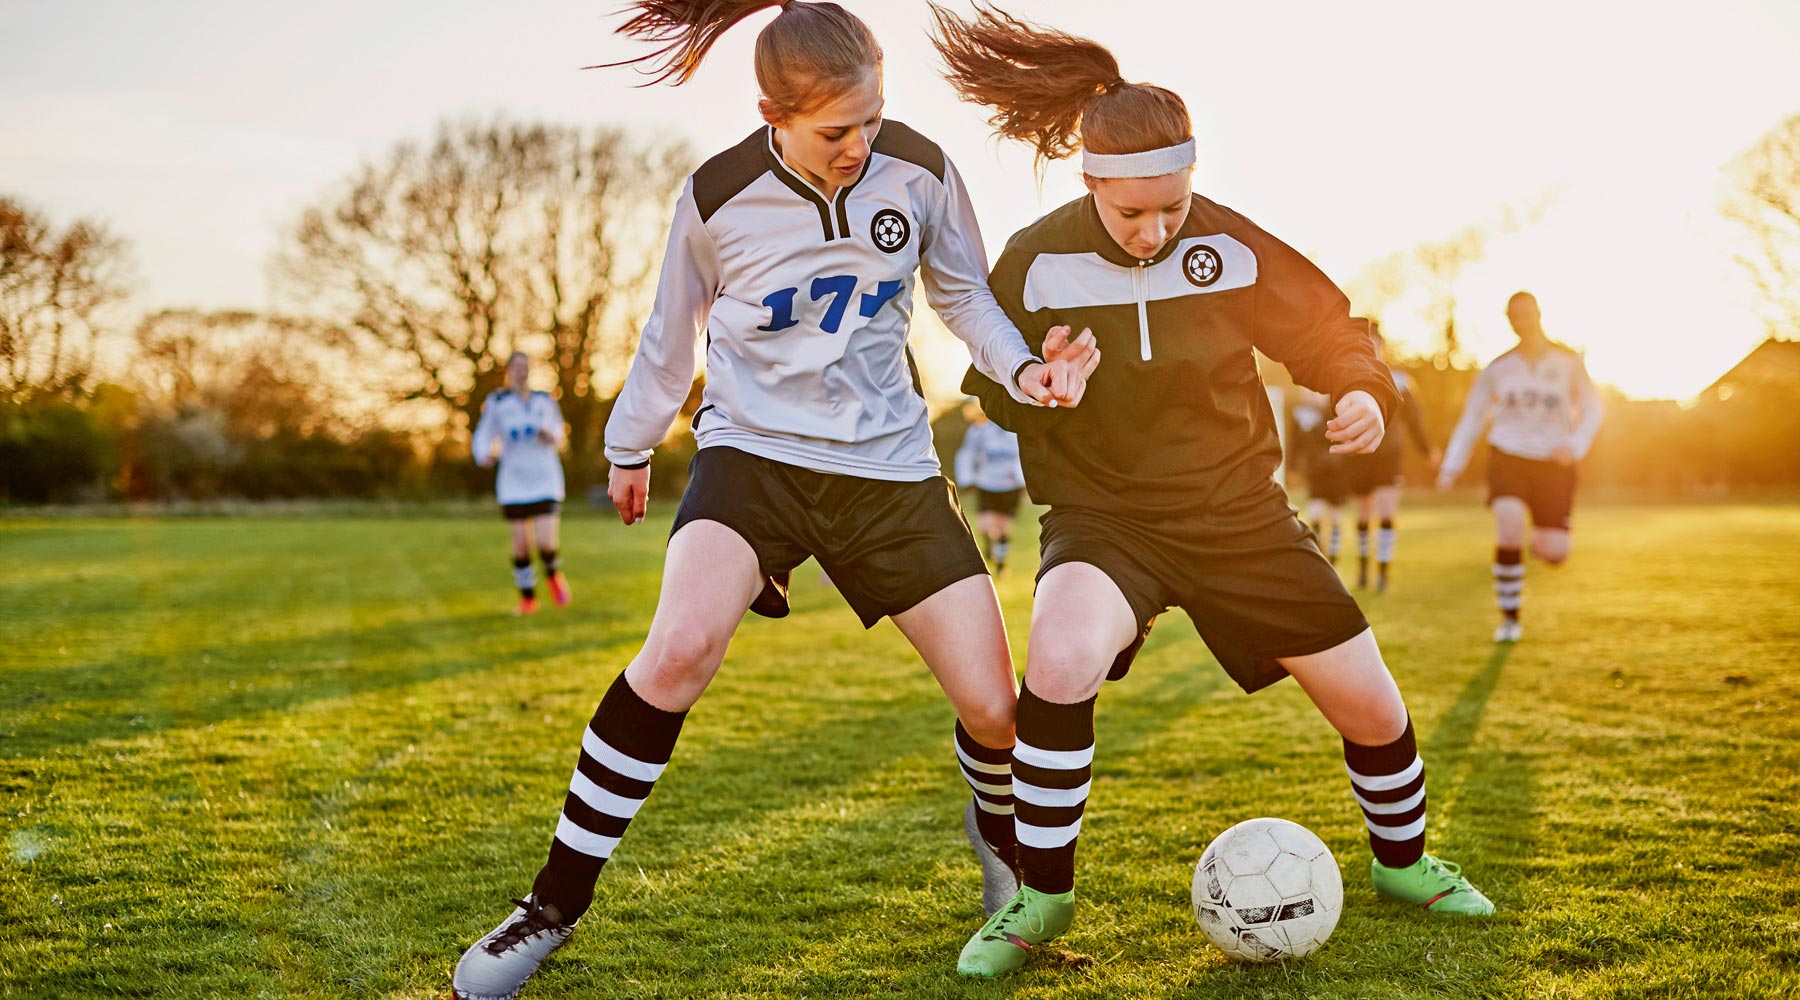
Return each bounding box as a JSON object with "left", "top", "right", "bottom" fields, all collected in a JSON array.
[
  {"left": 929, "top": 4, "right": 1191, "bottom": 169},
  {"left": 597, "top": 1, "right": 882, "bottom": 119}
]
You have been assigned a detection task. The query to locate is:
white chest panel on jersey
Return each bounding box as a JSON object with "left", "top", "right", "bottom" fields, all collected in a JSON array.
[
  {"left": 472, "top": 390, "right": 566, "bottom": 506},
  {"left": 1442, "top": 345, "right": 1604, "bottom": 477}
]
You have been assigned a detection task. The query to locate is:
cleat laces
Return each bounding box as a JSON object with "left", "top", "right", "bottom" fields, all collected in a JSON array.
[{"left": 484, "top": 897, "right": 564, "bottom": 956}]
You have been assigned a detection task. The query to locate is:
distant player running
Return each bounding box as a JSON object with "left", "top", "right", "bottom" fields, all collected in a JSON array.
[
  {"left": 451, "top": 4, "right": 1096, "bottom": 998},
  {"left": 933, "top": 6, "right": 1493, "bottom": 979},
  {"left": 954, "top": 398, "right": 1027, "bottom": 575},
  {"left": 1345, "top": 323, "right": 1438, "bottom": 591},
  {"left": 472, "top": 351, "right": 571, "bottom": 615},
  {"left": 1438, "top": 291, "right": 1603, "bottom": 642},
  {"left": 1291, "top": 388, "right": 1351, "bottom": 562}
]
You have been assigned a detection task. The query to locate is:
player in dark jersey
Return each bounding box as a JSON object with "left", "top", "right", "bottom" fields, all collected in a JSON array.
[
  {"left": 1291, "top": 388, "right": 1351, "bottom": 562},
  {"left": 931, "top": 5, "right": 1494, "bottom": 978},
  {"left": 452, "top": 5, "right": 1098, "bottom": 997},
  {"left": 1344, "top": 324, "right": 1438, "bottom": 591}
]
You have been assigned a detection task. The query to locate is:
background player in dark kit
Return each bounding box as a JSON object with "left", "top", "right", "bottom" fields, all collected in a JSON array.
[{"left": 1344, "top": 322, "right": 1438, "bottom": 591}]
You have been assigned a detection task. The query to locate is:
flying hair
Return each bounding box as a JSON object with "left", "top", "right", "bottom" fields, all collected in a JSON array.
[
  {"left": 593, "top": 1, "right": 882, "bottom": 119},
  {"left": 928, "top": 3, "right": 1191, "bottom": 172}
]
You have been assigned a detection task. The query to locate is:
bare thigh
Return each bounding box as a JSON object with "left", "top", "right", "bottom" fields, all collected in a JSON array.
[
  {"left": 621, "top": 520, "right": 764, "bottom": 713},
  {"left": 1020, "top": 562, "right": 1139, "bottom": 705},
  {"left": 1278, "top": 628, "right": 1408, "bottom": 746},
  {"left": 891, "top": 574, "right": 1019, "bottom": 747}
]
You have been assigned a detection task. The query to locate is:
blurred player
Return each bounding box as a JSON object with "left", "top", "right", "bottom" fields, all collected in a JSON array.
[
  {"left": 954, "top": 398, "right": 1027, "bottom": 575},
  {"left": 472, "top": 351, "right": 570, "bottom": 615},
  {"left": 1291, "top": 388, "right": 1350, "bottom": 562},
  {"left": 1438, "top": 291, "right": 1603, "bottom": 641},
  {"left": 1345, "top": 323, "right": 1438, "bottom": 591}
]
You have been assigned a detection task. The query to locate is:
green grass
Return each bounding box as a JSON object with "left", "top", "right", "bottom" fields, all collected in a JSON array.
[{"left": 2, "top": 502, "right": 1798, "bottom": 999}]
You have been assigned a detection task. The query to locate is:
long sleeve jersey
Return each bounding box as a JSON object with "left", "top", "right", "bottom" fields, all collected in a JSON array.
[
  {"left": 964, "top": 193, "right": 1397, "bottom": 528},
  {"left": 471, "top": 388, "right": 566, "bottom": 505},
  {"left": 954, "top": 420, "right": 1027, "bottom": 492},
  {"left": 603, "top": 121, "right": 1041, "bottom": 481},
  {"left": 1439, "top": 343, "right": 1604, "bottom": 480}
]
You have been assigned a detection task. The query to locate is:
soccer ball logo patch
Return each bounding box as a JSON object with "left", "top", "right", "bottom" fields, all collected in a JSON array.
[
  {"left": 870, "top": 209, "right": 911, "bottom": 254},
  {"left": 1184, "top": 244, "right": 1223, "bottom": 287}
]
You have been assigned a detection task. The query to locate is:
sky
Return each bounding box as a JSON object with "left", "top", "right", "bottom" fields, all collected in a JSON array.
[{"left": 5, "top": 0, "right": 1799, "bottom": 399}]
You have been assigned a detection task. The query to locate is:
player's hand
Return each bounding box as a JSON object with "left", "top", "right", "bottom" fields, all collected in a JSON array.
[
  {"left": 608, "top": 464, "right": 650, "bottom": 526},
  {"left": 478, "top": 456, "right": 496, "bottom": 469},
  {"left": 1429, "top": 447, "right": 1444, "bottom": 471},
  {"left": 1435, "top": 471, "right": 1456, "bottom": 493},
  {"left": 1551, "top": 446, "right": 1574, "bottom": 466},
  {"left": 536, "top": 428, "right": 557, "bottom": 446},
  {"left": 1042, "top": 325, "right": 1101, "bottom": 378},
  {"left": 1327, "top": 390, "right": 1384, "bottom": 454},
  {"left": 1016, "top": 357, "right": 1095, "bottom": 408}
]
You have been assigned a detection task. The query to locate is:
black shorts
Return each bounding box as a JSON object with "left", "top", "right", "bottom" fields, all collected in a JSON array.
[
  {"left": 1036, "top": 507, "right": 1370, "bottom": 694},
  {"left": 976, "top": 488, "right": 1023, "bottom": 517},
  {"left": 1346, "top": 444, "right": 1403, "bottom": 497},
  {"left": 501, "top": 499, "right": 561, "bottom": 521},
  {"left": 1308, "top": 454, "right": 1350, "bottom": 507},
  {"left": 1486, "top": 448, "right": 1577, "bottom": 530},
  {"left": 671, "top": 447, "right": 989, "bottom": 629}
]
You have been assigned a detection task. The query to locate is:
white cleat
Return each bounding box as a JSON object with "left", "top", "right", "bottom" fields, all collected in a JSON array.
[
  {"left": 1493, "top": 619, "right": 1523, "bottom": 643},
  {"left": 964, "top": 800, "right": 1019, "bottom": 918},
  {"left": 453, "top": 896, "right": 575, "bottom": 1000}
]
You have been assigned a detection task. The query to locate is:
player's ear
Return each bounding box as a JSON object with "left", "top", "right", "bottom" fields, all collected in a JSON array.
[
  {"left": 1081, "top": 173, "right": 1099, "bottom": 194},
  {"left": 758, "top": 98, "right": 788, "bottom": 129}
]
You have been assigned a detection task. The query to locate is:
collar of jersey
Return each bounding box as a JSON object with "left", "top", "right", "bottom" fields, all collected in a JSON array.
[
  {"left": 1081, "top": 195, "right": 1188, "bottom": 270},
  {"left": 761, "top": 126, "right": 868, "bottom": 241}
]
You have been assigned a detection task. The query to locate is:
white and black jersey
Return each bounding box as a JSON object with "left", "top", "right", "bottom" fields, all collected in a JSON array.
[
  {"left": 954, "top": 421, "right": 1026, "bottom": 493},
  {"left": 1440, "top": 344, "right": 1603, "bottom": 480},
  {"left": 472, "top": 388, "right": 566, "bottom": 506},
  {"left": 603, "top": 121, "right": 1042, "bottom": 482}
]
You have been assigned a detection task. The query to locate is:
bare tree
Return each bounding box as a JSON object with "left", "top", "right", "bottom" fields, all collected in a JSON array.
[
  {"left": 133, "top": 309, "right": 341, "bottom": 439},
  {"left": 0, "top": 196, "right": 134, "bottom": 402},
  {"left": 277, "top": 117, "right": 691, "bottom": 487},
  {"left": 1722, "top": 112, "right": 1800, "bottom": 339}
]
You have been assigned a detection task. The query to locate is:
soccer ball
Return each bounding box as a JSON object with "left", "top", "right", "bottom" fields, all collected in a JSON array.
[{"left": 1192, "top": 817, "right": 1343, "bottom": 962}]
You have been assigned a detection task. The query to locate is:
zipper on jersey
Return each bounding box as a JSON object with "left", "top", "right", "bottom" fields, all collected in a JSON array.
[{"left": 1133, "top": 260, "right": 1152, "bottom": 361}]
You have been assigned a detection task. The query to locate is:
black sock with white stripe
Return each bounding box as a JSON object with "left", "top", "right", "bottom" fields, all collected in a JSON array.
[
  {"left": 531, "top": 672, "right": 686, "bottom": 922},
  {"left": 1344, "top": 718, "right": 1426, "bottom": 869},
  {"left": 539, "top": 548, "right": 560, "bottom": 578},
  {"left": 1012, "top": 685, "right": 1095, "bottom": 896},
  {"left": 1377, "top": 518, "right": 1395, "bottom": 575},
  {"left": 513, "top": 556, "right": 535, "bottom": 599},
  {"left": 1356, "top": 520, "right": 1371, "bottom": 578},
  {"left": 1494, "top": 546, "right": 1524, "bottom": 621},
  {"left": 993, "top": 534, "right": 1011, "bottom": 572},
  {"left": 955, "top": 721, "right": 1016, "bottom": 863}
]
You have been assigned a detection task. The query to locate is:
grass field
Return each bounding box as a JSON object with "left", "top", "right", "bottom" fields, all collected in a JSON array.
[{"left": 3, "top": 501, "right": 1798, "bottom": 999}]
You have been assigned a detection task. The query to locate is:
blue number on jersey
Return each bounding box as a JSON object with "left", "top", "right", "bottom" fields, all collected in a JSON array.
[{"left": 760, "top": 276, "right": 903, "bottom": 334}]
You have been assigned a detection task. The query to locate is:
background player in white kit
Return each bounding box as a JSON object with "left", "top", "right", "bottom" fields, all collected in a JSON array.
[
  {"left": 472, "top": 351, "right": 570, "bottom": 616},
  {"left": 1438, "top": 291, "right": 1603, "bottom": 641},
  {"left": 954, "top": 398, "right": 1027, "bottom": 575}
]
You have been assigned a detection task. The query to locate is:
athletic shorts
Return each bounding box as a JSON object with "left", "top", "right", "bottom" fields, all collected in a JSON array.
[
  {"left": 1347, "top": 444, "right": 1403, "bottom": 497},
  {"left": 671, "top": 446, "right": 989, "bottom": 629},
  {"left": 1036, "top": 506, "right": 1371, "bottom": 694},
  {"left": 976, "top": 488, "right": 1023, "bottom": 517},
  {"left": 501, "top": 499, "right": 561, "bottom": 521},
  {"left": 1486, "top": 447, "right": 1576, "bottom": 530},
  {"left": 1308, "top": 454, "right": 1350, "bottom": 507}
]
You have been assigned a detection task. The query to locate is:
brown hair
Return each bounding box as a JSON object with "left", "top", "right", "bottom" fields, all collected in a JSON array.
[
  {"left": 929, "top": 3, "right": 1191, "bottom": 170},
  {"left": 595, "top": 1, "right": 882, "bottom": 119}
]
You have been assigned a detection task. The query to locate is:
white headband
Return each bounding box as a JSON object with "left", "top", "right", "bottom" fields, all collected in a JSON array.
[{"left": 1081, "top": 138, "right": 1197, "bottom": 179}]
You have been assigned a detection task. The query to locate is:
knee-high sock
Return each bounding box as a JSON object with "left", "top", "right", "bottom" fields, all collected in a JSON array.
[
  {"left": 1327, "top": 523, "right": 1342, "bottom": 559},
  {"left": 1012, "top": 686, "right": 1095, "bottom": 895},
  {"left": 993, "top": 534, "right": 1011, "bottom": 571},
  {"left": 539, "top": 547, "right": 560, "bottom": 578},
  {"left": 513, "top": 556, "right": 536, "bottom": 599},
  {"left": 1356, "top": 520, "right": 1371, "bottom": 570},
  {"left": 955, "top": 721, "right": 1016, "bottom": 863},
  {"left": 1493, "top": 546, "right": 1524, "bottom": 621},
  {"left": 1377, "top": 519, "right": 1396, "bottom": 568},
  {"left": 532, "top": 673, "right": 686, "bottom": 921},
  {"left": 1344, "top": 718, "right": 1427, "bottom": 869}
]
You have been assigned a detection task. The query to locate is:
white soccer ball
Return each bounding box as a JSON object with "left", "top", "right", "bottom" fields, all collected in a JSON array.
[{"left": 1192, "top": 817, "right": 1343, "bottom": 962}]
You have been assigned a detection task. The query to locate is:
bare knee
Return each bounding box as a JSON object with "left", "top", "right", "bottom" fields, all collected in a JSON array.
[
  {"left": 629, "top": 628, "right": 727, "bottom": 708},
  {"left": 959, "top": 700, "right": 1017, "bottom": 749},
  {"left": 1025, "top": 633, "right": 1117, "bottom": 705}
]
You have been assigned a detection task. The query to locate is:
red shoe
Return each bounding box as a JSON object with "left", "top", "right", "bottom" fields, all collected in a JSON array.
[
  {"left": 547, "top": 572, "right": 571, "bottom": 608},
  {"left": 514, "top": 596, "right": 540, "bottom": 617}
]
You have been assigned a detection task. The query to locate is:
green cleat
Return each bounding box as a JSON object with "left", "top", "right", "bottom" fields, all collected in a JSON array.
[
  {"left": 1371, "top": 853, "right": 1496, "bottom": 916},
  {"left": 956, "top": 885, "right": 1075, "bottom": 978}
]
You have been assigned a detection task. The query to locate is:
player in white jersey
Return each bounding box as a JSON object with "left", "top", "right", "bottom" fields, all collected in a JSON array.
[
  {"left": 1437, "top": 291, "right": 1603, "bottom": 642},
  {"left": 954, "top": 399, "right": 1028, "bottom": 575},
  {"left": 453, "top": 4, "right": 1097, "bottom": 998},
  {"left": 472, "top": 352, "right": 570, "bottom": 616}
]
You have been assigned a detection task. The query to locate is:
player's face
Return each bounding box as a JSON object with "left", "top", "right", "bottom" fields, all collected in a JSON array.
[
  {"left": 506, "top": 355, "right": 530, "bottom": 389},
  {"left": 1506, "top": 297, "right": 1542, "bottom": 337},
  {"left": 1083, "top": 170, "right": 1193, "bottom": 260},
  {"left": 769, "top": 68, "right": 885, "bottom": 191}
]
